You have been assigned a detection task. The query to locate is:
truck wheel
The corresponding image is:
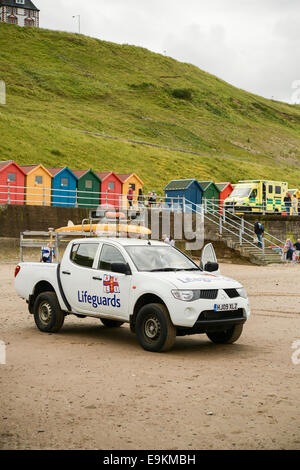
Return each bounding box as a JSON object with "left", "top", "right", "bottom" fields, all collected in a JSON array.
[
  {"left": 33, "top": 292, "right": 65, "bottom": 333},
  {"left": 206, "top": 324, "right": 243, "bottom": 344},
  {"left": 135, "top": 303, "right": 176, "bottom": 352},
  {"left": 100, "top": 318, "right": 124, "bottom": 328}
]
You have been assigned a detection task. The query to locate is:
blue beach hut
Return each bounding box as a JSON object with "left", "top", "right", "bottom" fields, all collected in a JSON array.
[
  {"left": 48, "top": 167, "right": 78, "bottom": 207},
  {"left": 164, "top": 179, "right": 203, "bottom": 211}
]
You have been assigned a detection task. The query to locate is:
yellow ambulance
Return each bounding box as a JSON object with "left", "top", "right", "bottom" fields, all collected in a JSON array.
[{"left": 224, "top": 180, "right": 288, "bottom": 213}]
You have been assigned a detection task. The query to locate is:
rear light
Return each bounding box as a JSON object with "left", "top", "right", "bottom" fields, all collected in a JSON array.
[{"left": 14, "top": 265, "right": 21, "bottom": 278}]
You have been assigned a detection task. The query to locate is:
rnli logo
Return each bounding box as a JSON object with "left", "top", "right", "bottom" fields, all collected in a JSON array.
[{"left": 103, "top": 275, "right": 120, "bottom": 294}]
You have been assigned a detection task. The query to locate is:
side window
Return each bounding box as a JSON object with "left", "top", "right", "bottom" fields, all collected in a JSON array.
[
  {"left": 250, "top": 189, "right": 257, "bottom": 198},
  {"left": 71, "top": 243, "right": 99, "bottom": 268},
  {"left": 108, "top": 182, "right": 115, "bottom": 190},
  {"left": 98, "top": 244, "right": 126, "bottom": 271},
  {"left": 61, "top": 178, "right": 68, "bottom": 187},
  {"left": 85, "top": 179, "right": 93, "bottom": 189},
  {"left": 268, "top": 185, "right": 273, "bottom": 193},
  {"left": 275, "top": 186, "right": 281, "bottom": 195}
]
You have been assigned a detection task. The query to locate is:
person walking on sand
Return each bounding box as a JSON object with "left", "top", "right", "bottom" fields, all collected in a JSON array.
[{"left": 254, "top": 220, "right": 264, "bottom": 248}]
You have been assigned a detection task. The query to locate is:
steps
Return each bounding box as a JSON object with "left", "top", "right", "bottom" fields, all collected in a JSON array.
[{"left": 203, "top": 214, "right": 283, "bottom": 265}]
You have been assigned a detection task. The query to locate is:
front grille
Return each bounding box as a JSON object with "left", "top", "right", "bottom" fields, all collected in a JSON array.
[
  {"left": 199, "top": 289, "right": 218, "bottom": 299},
  {"left": 197, "top": 309, "right": 244, "bottom": 322},
  {"left": 224, "top": 288, "right": 240, "bottom": 298}
]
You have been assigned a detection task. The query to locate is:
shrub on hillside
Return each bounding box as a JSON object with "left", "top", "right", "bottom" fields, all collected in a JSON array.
[{"left": 171, "top": 88, "right": 193, "bottom": 101}]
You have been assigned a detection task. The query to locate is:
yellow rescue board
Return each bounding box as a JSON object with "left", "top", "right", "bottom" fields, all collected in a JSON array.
[{"left": 55, "top": 224, "right": 151, "bottom": 235}]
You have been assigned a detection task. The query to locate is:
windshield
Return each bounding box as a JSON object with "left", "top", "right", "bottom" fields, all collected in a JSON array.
[
  {"left": 125, "top": 245, "right": 199, "bottom": 272},
  {"left": 230, "top": 187, "right": 252, "bottom": 198}
]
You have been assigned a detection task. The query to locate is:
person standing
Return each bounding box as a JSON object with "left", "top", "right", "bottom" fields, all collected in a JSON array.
[
  {"left": 293, "top": 239, "right": 300, "bottom": 263},
  {"left": 283, "top": 239, "right": 294, "bottom": 264},
  {"left": 254, "top": 220, "right": 264, "bottom": 248},
  {"left": 284, "top": 193, "right": 292, "bottom": 215},
  {"left": 292, "top": 195, "right": 297, "bottom": 215},
  {"left": 127, "top": 185, "right": 133, "bottom": 208},
  {"left": 137, "top": 188, "right": 144, "bottom": 208}
]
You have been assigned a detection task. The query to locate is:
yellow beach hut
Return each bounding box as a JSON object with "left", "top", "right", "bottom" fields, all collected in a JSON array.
[
  {"left": 20, "top": 164, "right": 53, "bottom": 206},
  {"left": 118, "top": 173, "right": 144, "bottom": 208}
]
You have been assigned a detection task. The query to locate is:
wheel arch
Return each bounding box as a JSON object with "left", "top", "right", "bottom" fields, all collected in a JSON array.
[
  {"left": 29, "top": 281, "right": 56, "bottom": 314},
  {"left": 130, "top": 293, "right": 168, "bottom": 332}
]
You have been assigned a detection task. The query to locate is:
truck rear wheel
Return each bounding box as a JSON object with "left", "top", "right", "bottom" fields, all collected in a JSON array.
[
  {"left": 135, "top": 303, "right": 176, "bottom": 352},
  {"left": 100, "top": 318, "right": 124, "bottom": 328},
  {"left": 206, "top": 324, "right": 243, "bottom": 344},
  {"left": 33, "top": 292, "right": 65, "bottom": 333}
]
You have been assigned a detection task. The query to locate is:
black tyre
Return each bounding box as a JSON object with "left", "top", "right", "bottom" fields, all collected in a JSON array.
[
  {"left": 206, "top": 324, "right": 243, "bottom": 344},
  {"left": 135, "top": 303, "right": 176, "bottom": 352},
  {"left": 33, "top": 291, "right": 65, "bottom": 333},
  {"left": 100, "top": 318, "right": 124, "bottom": 328}
]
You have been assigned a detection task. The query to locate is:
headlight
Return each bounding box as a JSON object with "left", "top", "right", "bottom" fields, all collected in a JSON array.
[
  {"left": 171, "top": 290, "right": 199, "bottom": 302},
  {"left": 237, "top": 287, "right": 247, "bottom": 299}
]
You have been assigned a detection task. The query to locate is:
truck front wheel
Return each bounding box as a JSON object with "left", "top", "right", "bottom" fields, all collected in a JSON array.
[
  {"left": 135, "top": 303, "right": 176, "bottom": 352},
  {"left": 206, "top": 324, "right": 243, "bottom": 344},
  {"left": 33, "top": 292, "right": 65, "bottom": 333}
]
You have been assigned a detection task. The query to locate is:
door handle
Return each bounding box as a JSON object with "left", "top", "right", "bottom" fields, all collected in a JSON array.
[
  {"left": 62, "top": 271, "right": 71, "bottom": 275},
  {"left": 93, "top": 276, "right": 102, "bottom": 281}
]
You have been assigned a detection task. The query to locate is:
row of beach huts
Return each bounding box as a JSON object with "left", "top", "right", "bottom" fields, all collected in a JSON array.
[{"left": 0, "top": 160, "right": 144, "bottom": 207}]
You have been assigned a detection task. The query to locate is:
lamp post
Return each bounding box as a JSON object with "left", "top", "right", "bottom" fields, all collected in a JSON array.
[{"left": 72, "top": 15, "right": 80, "bottom": 34}]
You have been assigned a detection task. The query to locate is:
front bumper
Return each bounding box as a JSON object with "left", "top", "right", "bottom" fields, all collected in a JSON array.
[{"left": 176, "top": 308, "right": 247, "bottom": 335}]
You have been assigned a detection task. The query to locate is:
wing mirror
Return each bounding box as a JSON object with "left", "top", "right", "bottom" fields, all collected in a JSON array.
[
  {"left": 111, "top": 262, "right": 131, "bottom": 275},
  {"left": 204, "top": 261, "right": 219, "bottom": 272}
]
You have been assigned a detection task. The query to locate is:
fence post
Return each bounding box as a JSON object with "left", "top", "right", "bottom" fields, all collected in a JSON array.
[
  {"left": 43, "top": 186, "right": 45, "bottom": 206},
  {"left": 183, "top": 196, "right": 186, "bottom": 213},
  {"left": 262, "top": 238, "right": 265, "bottom": 260},
  {"left": 204, "top": 198, "right": 207, "bottom": 213},
  {"left": 219, "top": 216, "right": 222, "bottom": 235},
  {"left": 7, "top": 182, "right": 10, "bottom": 204},
  {"left": 241, "top": 217, "right": 244, "bottom": 234},
  {"left": 223, "top": 204, "right": 226, "bottom": 223},
  {"left": 75, "top": 188, "right": 78, "bottom": 208},
  {"left": 239, "top": 228, "right": 242, "bottom": 246}
]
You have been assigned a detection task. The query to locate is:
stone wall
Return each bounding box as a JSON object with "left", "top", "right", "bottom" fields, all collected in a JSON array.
[
  {"left": 0, "top": 204, "right": 90, "bottom": 238},
  {"left": 244, "top": 215, "right": 300, "bottom": 243}
]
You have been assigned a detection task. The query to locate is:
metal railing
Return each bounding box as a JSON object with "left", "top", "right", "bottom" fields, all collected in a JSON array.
[{"left": 185, "top": 199, "right": 285, "bottom": 260}]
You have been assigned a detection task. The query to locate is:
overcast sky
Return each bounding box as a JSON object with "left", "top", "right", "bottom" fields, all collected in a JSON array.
[{"left": 34, "top": 0, "right": 300, "bottom": 103}]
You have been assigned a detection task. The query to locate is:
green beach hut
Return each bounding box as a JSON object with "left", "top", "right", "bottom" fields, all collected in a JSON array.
[
  {"left": 73, "top": 169, "right": 101, "bottom": 208},
  {"left": 198, "top": 181, "right": 220, "bottom": 212}
]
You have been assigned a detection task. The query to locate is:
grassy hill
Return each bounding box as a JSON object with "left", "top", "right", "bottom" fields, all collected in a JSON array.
[{"left": 1, "top": 23, "right": 300, "bottom": 193}]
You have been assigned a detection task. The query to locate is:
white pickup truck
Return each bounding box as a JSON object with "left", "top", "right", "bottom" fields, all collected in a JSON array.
[{"left": 14, "top": 238, "right": 250, "bottom": 352}]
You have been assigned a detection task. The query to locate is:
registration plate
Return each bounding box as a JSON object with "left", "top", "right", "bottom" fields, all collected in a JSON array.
[{"left": 214, "top": 303, "right": 238, "bottom": 312}]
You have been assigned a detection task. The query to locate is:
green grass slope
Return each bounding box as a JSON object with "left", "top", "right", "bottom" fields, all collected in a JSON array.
[{"left": 1, "top": 23, "right": 300, "bottom": 192}]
